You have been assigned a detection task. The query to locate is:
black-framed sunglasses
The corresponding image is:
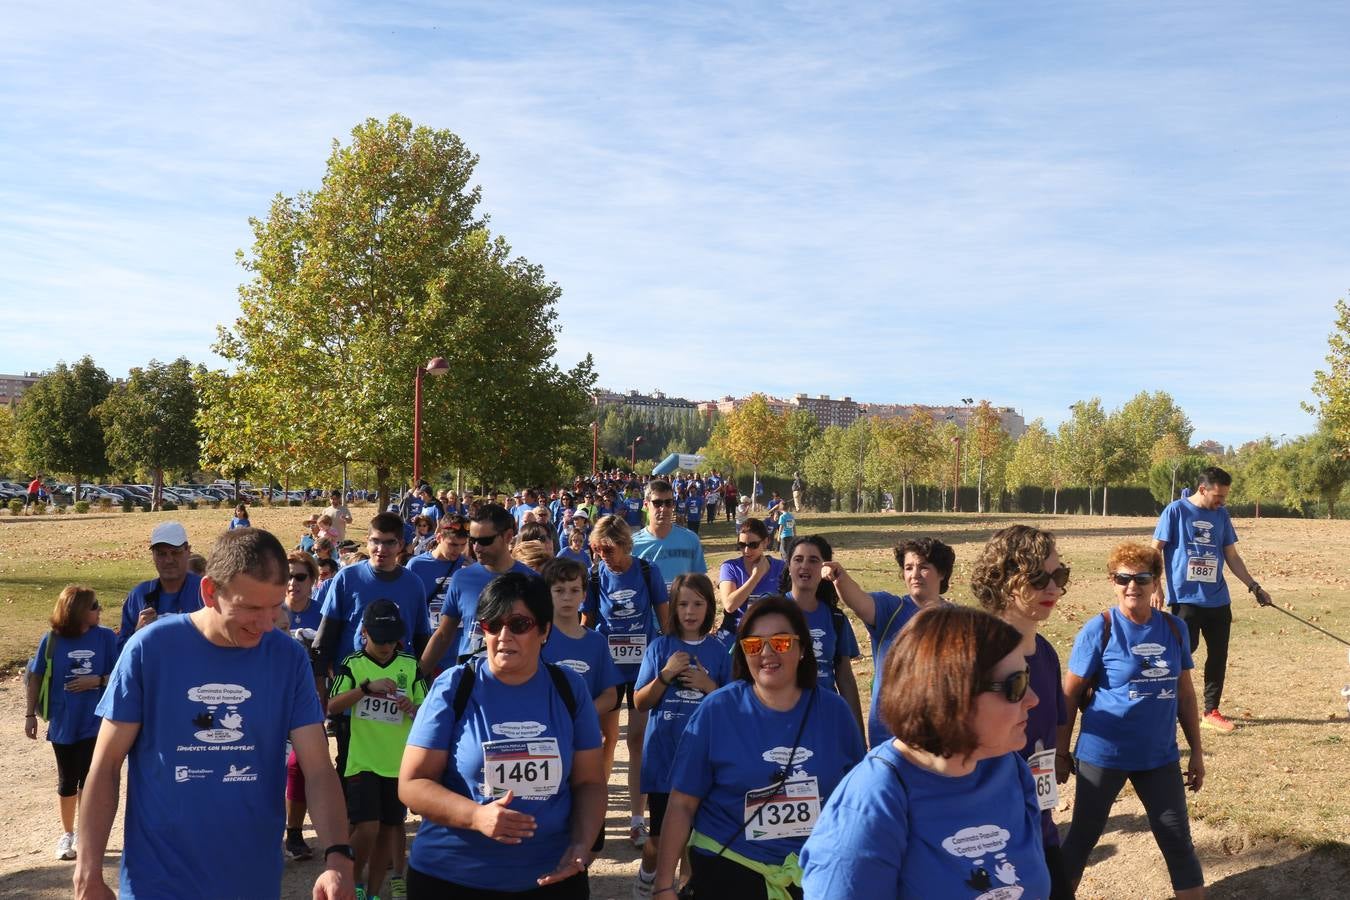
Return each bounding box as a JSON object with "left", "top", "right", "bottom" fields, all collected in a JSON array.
[
  {"left": 89, "top": 602, "right": 101, "bottom": 611},
  {"left": 1112, "top": 572, "right": 1155, "bottom": 586},
  {"left": 469, "top": 532, "right": 501, "bottom": 547},
  {"left": 737, "top": 540, "right": 762, "bottom": 551},
  {"left": 1027, "top": 566, "right": 1071, "bottom": 590},
  {"left": 649, "top": 498, "right": 675, "bottom": 508},
  {"left": 981, "top": 668, "right": 1031, "bottom": 703},
  {"left": 287, "top": 571, "right": 311, "bottom": 582},
  {"left": 478, "top": 614, "right": 537, "bottom": 636}
]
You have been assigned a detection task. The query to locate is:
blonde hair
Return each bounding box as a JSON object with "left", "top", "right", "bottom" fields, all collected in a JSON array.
[
  {"left": 512, "top": 539, "right": 555, "bottom": 571},
  {"left": 589, "top": 515, "right": 633, "bottom": 553}
]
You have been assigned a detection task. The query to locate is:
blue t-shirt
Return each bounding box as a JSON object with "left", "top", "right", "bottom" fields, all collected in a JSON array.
[
  {"left": 98, "top": 616, "right": 323, "bottom": 900},
  {"left": 778, "top": 511, "right": 796, "bottom": 538},
  {"left": 286, "top": 599, "right": 323, "bottom": 633},
  {"left": 557, "top": 546, "right": 592, "bottom": 569},
  {"left": 788, "top": 596, "right": 861, "bottom": 694},
  {"left": 318, "top": 562, "right": 431, "bottom": 660},
  {"left": 29, "top": 626, "right": 118, "bottom": 744},
  {"left": 512, "top": 502, "right": 538, "bottom": 528},
  {"left": 800, "top": 743, "right": 1050, "bottom": 900},
  {"left": 635, "top": 635, "right": 733, "bottom": 793},
  {"left": 407, "top": 554, "right": 468, "bottom": 670},
  {"left": 671, "top": 682, "right": 864, "bottom": 865},
  {"left": 118, "top": 573, "right": 204, "bottom": 651},
  {"left": 864, "top": 592, "right": 920, "bottom": 749},
  {"left": 228, "top": 517, "right": 250, "bottom": 530},
  {"left": 632, "top": 526, "right": 708, "bottom": 588},
  {"left": 582, "top": 560, "right": 670, "bottom": 680},
  {"left": 623, "top": 496, "right": 644, "bottom": 527},
  {"left": 406, "top": 660, "right": 602, "bottom": 892},
  {"left": 542, "top": 628, "right": 626, "bottom": 701},
  {"left": 717, "top": 556, "right": 787, "bottom": 635},
  {"left": 1068, "top": 607, "right": 1194, "bottom": 770},
  {"left": 447, "top": 561, "right": 538, "bottom": 660},
  {"left": 1154, "top": 498, "right": 1239, "bottom": 608},
  {"left": 686, "top": 495, "right": 702, "bottom": 523}
]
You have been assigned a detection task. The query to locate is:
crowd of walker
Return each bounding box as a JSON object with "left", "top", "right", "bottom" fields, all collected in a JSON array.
[{"left": 20, "top": 466, "right": 1275, "bottom": 899}]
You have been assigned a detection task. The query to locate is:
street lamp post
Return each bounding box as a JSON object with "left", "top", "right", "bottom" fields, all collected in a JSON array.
[
  {"left": 413, "top": 356, "right": 450, "bottom": 487},
  {"left": 630, "top": 435, "right": 644, "bottom": 468},
  {"left": 592, "top": 394, "right": 600, "bottom": 476}
]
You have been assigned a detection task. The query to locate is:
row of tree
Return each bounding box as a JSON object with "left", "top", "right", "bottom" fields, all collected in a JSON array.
[{"left": 703, "top": 391, "right": 1350, "bottom": 517}]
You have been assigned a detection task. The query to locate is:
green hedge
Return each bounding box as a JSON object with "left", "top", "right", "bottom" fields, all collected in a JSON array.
[
  {"left": 8, "top": 499, "right": 23, "bottom": 515},
  {"left": 74, "top": 500, "right": 90, "bottom": 514}
]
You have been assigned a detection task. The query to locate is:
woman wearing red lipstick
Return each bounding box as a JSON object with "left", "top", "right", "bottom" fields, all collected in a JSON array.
[{"left": 971, "top": 524, "right": 1072, "bottom": 899}]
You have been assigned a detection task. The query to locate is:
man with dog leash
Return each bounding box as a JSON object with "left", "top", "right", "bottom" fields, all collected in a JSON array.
[{"left": 1152, "top": 466, "right": 1273, "bottom": 733}]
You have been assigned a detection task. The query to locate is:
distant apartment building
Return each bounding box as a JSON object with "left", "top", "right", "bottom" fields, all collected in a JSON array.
[
  {"left": 792, "top": 394, "right": 859, "bottom": 428},
  {"left": 596, "top": 388, "right": 698, "bottom": 414},
  {"left": 697, "top": 394, "right": 795, "bottom": 416},
  {"left": 861, "top": 403, "right": 1027, "bottom": 439},
  {"left": 0, "top": 372, "right": 40, "bottom": 406}
]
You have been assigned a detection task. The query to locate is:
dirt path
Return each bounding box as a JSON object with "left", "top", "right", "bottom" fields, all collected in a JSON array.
[{"left": 0, "top": 675, "right": 1344, "bottom": 899}]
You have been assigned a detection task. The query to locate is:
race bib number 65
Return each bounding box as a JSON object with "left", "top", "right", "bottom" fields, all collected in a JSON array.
[{"left": 1028, "top": 748, "right": 1059, "bottom": 811}]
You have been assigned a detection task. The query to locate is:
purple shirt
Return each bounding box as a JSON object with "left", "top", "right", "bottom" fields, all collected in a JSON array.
[
  {"left": 716, "top": 555, "right": 787, "bottom": 634},
  {"left": 1022, "top": 632, "right": 1067, "bottom": 846}
]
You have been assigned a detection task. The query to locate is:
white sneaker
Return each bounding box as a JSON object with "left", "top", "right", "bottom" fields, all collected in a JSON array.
[
  {"left": 55, "top": 832, "right": 76, "bottom": 860},
  {"left": 633, "top": 871, "right": 656, "bottom": 899}
]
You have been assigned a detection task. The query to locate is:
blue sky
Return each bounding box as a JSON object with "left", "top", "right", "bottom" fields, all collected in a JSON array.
[{"left": 2, "top": 1, "right": 1346, "bottom": 447}]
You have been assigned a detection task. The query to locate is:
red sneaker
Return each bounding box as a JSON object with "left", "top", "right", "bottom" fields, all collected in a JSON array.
[{"left": 1202, "top": 709, "right": 1236, "bottom": 733}]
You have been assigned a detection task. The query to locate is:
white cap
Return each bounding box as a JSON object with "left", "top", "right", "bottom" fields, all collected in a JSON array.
[{"left": 149, "top": 521, "right": 189, "bottom": 547}]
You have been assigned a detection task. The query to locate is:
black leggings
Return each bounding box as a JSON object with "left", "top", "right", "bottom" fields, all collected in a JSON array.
[
  {"left": 53, "top": 737, "right": 98, "bottom": 797},
  {"left": 1172, "top": 603, "right": 1232, "bottom": 712},
  {"left": 689, "top": 849, "right": 802, "bottom": 900},
  {"left": 1061, "top": 760, "right": 1203, "bottom": 891},
  {"left": 407, "top": 867, "right": 587, "bottom": 898}
]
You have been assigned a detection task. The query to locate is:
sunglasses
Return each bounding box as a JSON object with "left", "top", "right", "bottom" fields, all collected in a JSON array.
[
  {"left": 981, "top": 668, "right": 1031, "bottom": 703},
  {"left": 1027, "top": 566, "right": 1071, "bottom": 590},
  {"left": 738, "top": 633, "right": 798, "bottom": 655},
  {"left": 469, "top": 532, "right": 502, "bottom": 547},
  {"left": 287, "top": 572, "right": 311, "bottom": 582},
  {"left": 649, "top": 498, "right": 675, "bottom": 508},
  {"left": 478, "top": 614, "right": 537, "bottom": 636},
  {"left": 737, "top": 539, "right": 762, "bottom": 551},
  {"left": 1112, "top": 572, "right": 1155, "bottom": 586},
  {"left": 90, "top": 602, "right": 101, "bottom": 611}
]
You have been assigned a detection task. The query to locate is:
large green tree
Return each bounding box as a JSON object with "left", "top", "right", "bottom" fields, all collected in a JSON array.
[
  {"left": 98, "top": 358, "right": 202, "bottom": 508},
  {"left": 1308, "top": 295, "right": 1350, "bottom": 448},
  {"left": 966, "top": 401, "right": 1007, "bottom": 513},
  {"left": 204, "top": 115, "right": 594, "bottom": 506},
  {"left": 13, "top": 357, "right": 112, "bottom": 498},
  {"left": 710, "top": 395, "right": 789, "bottom": 505},
  {"left": 868, "top": 412, "right": 936, "bottom": 512},
  {"left": 1059, "top": 399, "right": 1108, "bottom": 514}
]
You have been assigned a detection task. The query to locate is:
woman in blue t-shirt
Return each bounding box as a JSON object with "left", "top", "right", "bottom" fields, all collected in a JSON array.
[
  {"left": 1057, "top": 542, "right": 1205, "bottom": 899},
  {"left": 778, "top": 536, "right": 864, "bottom": 737},
  {"left": 717, "top": 518, "right": 786, "bottom": 637},
  {"left": 970, "top": 525, "right": 1071, "bottom": 898},
  {"left": 800, "top": 605, "right": 1050, "bottom": 899},
  {"left": 399, "top": 572, "right": 604, "bottom": 897},
  {"left": 23, "top": 585, "right": 117, "bottom": 862},
  {"left": 654, "top": 595, "right": 864, "bottom": 900},
  {"left": 632, "top": 573, "right": 731, "bottom": 896}
]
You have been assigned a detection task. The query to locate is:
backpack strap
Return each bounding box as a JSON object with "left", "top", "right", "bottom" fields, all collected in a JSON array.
[
  {"left": 37, "top": 630, "right": 57, "bottom": 720},
  {"left": 879, "top": 596, "right": 907, "bottom": 644},
  {"left": 452, "top": 657, "right": 578, "bottom": 721},
  {"left": 828, "top": 604, "right": 849, "bottom": 663}
]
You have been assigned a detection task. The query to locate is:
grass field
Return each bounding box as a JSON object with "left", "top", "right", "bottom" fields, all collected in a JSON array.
[{"left": 3, "top": 505, "right": 1349, "bottom": 853}]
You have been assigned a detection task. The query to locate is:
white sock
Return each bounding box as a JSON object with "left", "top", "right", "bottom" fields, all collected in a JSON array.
[
  {"left": 631, "top": 815, "right": 644, "bottom": 827},
  {"left": 638, "top": 868, "right": 655, "bottom": 883}
]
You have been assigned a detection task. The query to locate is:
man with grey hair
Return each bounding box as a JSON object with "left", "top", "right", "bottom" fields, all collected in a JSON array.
[{"left": 117, "top": 521, "right": 203, "bottom": 652}]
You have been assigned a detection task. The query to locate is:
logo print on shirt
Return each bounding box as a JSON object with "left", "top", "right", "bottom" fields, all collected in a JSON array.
[
  {"left": 186, "top": 683, "right": 252, "bottom": 743},
  {"left": 491, "top": 721, "right": 547, "bottom": 739},
  {"left": 809, "top": 627, "right": 826, "bottom": 659},
  {"left": 67, "top": 649, "right": 95, "bottom": 676},
  {"left": 557, "top": 659, "right": 591, "bottom": 675},
  {"left": 222, "top": 764, "right": 258, "bottom": 783},
  {"left": 943, "top": 825, "right": 1024, "bottom": 899},
  {"left": 1191, "top": 520, "right": 1214, "bottom": 546},
  {"left": 761, "top": 746, "right": 813, "bottom": 769},
  {"left": 609, "top": 589, "right": 638, "bottom": 618}
]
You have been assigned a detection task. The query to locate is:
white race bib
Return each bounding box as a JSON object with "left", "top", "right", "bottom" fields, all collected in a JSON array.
[
  {"left": 429, "top": 599, "right": 443, "bottom": 629},
  {"left": 355, "top": 694, "right": 404, "bottom": 724},
  {"left": 608, "top": 633, "right": 647, "bottom": 664},
  {"left": 743, "top": 776, "right": 820, "bottom": 841},
  {"left": 1029, "top": 748, "right": 1059, "bottom": 811},
  {"left": 1186, "top": 556, "right": 1218, "bottom": 583},
  {"left": 483, "top": 738, "right": 563, "bottom": 800}
]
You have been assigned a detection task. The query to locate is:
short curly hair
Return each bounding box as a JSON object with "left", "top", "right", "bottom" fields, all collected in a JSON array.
[
  {"left": 589, "top": 514, "right": 633, "bottom": 553},
  {"left": 969, "top": 524, "right": 1063, "bottom": 614},
  {"left": 1106, "top": 541, "right": 1162, "bottom": 577},
  {"left": 893, "top": 537, "right": 956, "bottom": 594}
]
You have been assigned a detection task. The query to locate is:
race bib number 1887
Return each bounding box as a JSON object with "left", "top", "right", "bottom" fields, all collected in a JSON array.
[{"left": 1186, "top": 557, "right": 1218, "bottom": 583}]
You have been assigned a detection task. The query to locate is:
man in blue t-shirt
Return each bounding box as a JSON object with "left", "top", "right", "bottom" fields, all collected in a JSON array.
[
  {"left": 117, "top": 521, "right": 205, "bottom": 652},
  {"left": 631, "top": 480, "right": 707, "bottom": 588},
  {"left": 1152, "top": 466, "right": 1272, "bottom": 734},
  {"left": 420, "top": 504, "right": 535, "bottom": 671},
  {"left": 75, "top": 528, "right": 354, "bottom": 900}
]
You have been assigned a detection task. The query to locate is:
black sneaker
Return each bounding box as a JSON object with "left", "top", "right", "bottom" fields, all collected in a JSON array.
[{"left": 285, "top": 833, "right": 313, "bottom": 861}]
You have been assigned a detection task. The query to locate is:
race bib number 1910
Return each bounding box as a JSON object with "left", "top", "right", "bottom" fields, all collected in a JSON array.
[
  {"left": 355, "top": 694, "right": 404, "bottom": 724},
  {"left": 482, "top": 738, "right": 563, "bottom": 801},
  {"left": 743, "top": 776, "right": 821, "bottom": 841}
]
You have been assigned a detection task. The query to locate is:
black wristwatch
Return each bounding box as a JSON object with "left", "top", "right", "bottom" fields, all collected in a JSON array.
[
  {"left": 324, "top": 843, "right": 356, "bottom": 862},
  {"left": 360, "top": 680, "right": 372, "bottom": 696}
]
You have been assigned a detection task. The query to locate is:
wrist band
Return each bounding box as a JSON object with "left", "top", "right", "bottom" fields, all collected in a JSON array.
[
  {"left": 654, "top": 889, "right": 677, "bottom": 897},
  {"left": 1248, "top": 582, "right": 1262, "bottom": 592}
]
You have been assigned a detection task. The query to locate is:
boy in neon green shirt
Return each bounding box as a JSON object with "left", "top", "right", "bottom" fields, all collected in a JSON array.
[{"left": 329, "top": 599, "right": 427, "bottom": 900}]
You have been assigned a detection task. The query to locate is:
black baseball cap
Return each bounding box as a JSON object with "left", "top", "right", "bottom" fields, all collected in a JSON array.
[{"left": 362, "top": 599, "right": 403, "bottom": 644}]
